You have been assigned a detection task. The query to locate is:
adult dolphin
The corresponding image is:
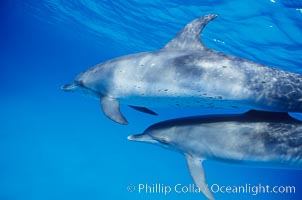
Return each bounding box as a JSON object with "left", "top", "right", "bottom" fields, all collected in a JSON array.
[
  {"left": 128, "top": 110, "right": 302, "bottom": 200},
  {"left": 62, "top": 14, "right": 302, "bottom": 125}
]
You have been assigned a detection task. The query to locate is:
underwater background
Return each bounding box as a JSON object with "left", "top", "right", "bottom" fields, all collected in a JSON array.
[{"left": 1, "top": 0, "right": 302, "bottom": 199}]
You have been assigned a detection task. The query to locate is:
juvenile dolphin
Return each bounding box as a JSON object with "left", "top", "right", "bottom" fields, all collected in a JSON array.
[
  {"left": 62, "top": 14, "right": 302, "bottom": 125},
  {"left": 128, "top": 110, "right": 302, "bottom": 200}
]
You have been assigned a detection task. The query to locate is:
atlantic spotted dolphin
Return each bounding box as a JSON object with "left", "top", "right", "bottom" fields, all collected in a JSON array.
[
  {"left": 62, "top": 14, "right": 302, "bottom": 124},
  {"left": 128, "top": 110, "right": 302, "bottom": 200}
]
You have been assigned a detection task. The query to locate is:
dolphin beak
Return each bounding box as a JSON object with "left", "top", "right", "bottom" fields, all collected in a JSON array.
[
  {"left": 127, "top": 134, "right": 158, "bottom": 144},
  {"left": 61, "top": 83, "right": 78, "bottom": 91}
]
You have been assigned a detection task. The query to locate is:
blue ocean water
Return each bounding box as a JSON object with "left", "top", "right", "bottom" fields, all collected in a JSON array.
[{"left": 1, "top": 0, "right": 302, "bottom": 199}]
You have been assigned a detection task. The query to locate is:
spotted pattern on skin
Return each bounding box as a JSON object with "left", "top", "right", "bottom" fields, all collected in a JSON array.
[
  {"left": 148, "top": 119, "right": 302, "bottom": 166},
  {"left": 71, "top": 14, "right": 302, "bottom": 112}
]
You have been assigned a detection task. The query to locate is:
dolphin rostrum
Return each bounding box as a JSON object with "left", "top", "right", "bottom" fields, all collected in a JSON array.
[
  {"left": 62, "top": 14, "right": 302, "bottom": 125},
  {"left": 128, "top": 110, "right": 302, "bottom": 200}
]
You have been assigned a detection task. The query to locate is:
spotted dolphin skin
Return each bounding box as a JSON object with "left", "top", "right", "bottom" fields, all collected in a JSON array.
[
  {"left": 62, "top": 14, "right": 302, "bottom": 125},
  {"left": 128, "top": 110, "right": 302, "bottom": 200}
]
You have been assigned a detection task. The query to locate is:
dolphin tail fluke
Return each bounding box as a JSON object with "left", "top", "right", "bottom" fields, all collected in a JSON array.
[
  {"left": 185, "top": 154, "right": 215, "bottom": 200},
  {"left": 100, "top": 96, "right": 128, "bottom": 125}
]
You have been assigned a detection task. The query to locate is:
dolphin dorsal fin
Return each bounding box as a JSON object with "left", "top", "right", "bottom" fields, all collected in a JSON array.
[
  {"left": 185, "top": 154, "right": 215, "bottom": 200},
  {"left": 163, "top": 14, "right": 217, "bottom": 51}
]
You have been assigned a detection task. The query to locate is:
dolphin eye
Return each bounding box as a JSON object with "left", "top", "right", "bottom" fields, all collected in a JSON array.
[
  {"left": 77, "top": 80, "right": 84, "bottom": 86},
  {"left": 74, "top": 79, "right": 84, "bottom": 87}
]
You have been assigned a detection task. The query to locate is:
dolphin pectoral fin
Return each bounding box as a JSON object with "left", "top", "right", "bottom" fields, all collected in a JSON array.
[
  {"left": 185, "top": 154, "right": 214, "bottom": 200},
  {"left": 100, "top": 96, "right": 128, "bottom": 125},
  {"left": 163, "top": 14, "right": 217, "bottom": 51},
  {"left": 128, "top": 105, "right": 158, "bottom": 115}
]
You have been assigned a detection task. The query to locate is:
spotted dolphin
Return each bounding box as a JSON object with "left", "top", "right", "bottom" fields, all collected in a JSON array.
[
  {"left": 62, "top": 14, "right": 302, "bottom": 125},
  {"left": 128, "top": 110, "right": 302, "bottom": 200}
]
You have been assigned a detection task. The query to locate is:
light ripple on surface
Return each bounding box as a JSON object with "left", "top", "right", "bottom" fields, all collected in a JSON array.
[{"left": 24, "top": 0, "right": 302, "bottom": 72}]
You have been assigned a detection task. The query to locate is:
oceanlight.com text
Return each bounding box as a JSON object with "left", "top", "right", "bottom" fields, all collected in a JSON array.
[{"left": 126, "top": 183, "right": 296, "bottom": 196}]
